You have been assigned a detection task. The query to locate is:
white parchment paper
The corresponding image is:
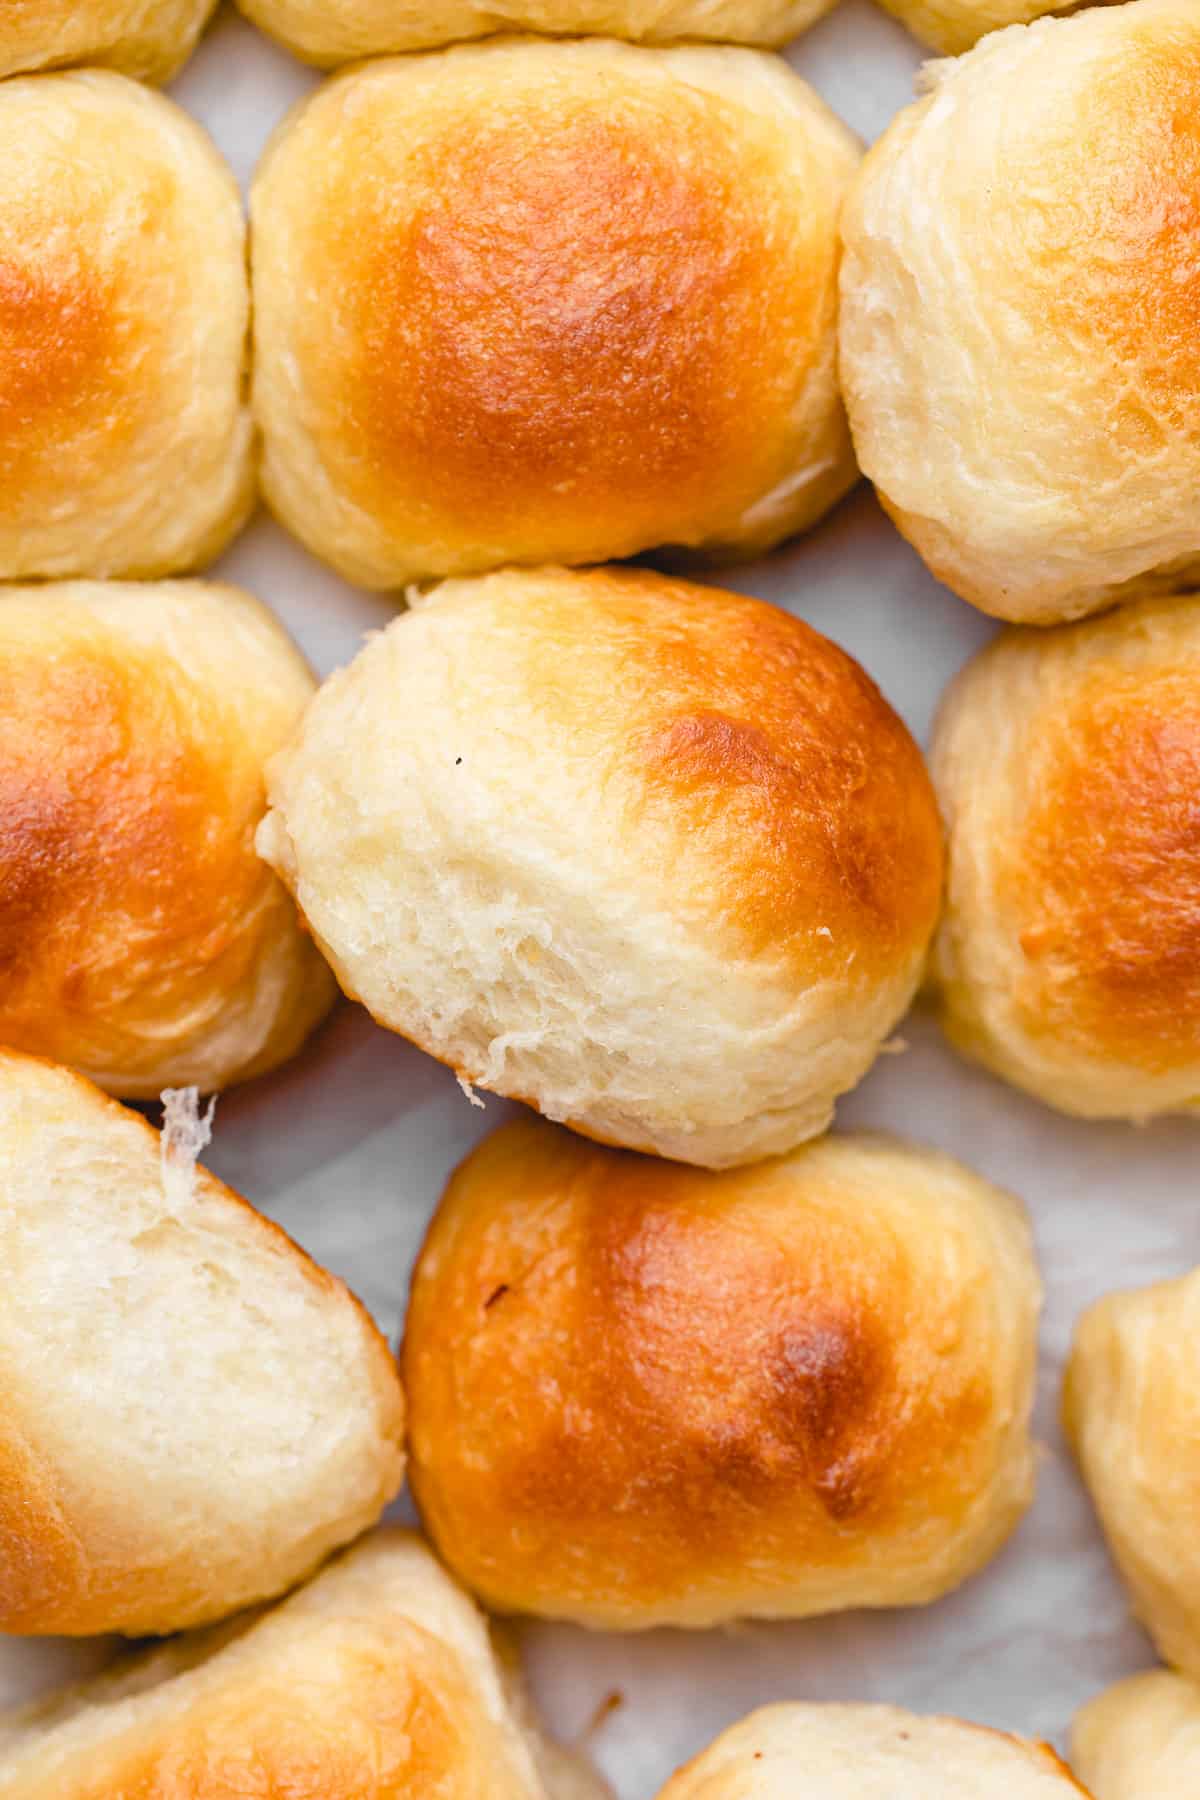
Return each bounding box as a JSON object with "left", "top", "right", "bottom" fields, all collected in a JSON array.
[{"left": 0, "top": 6, "right": 1179, "bottom": 1792}]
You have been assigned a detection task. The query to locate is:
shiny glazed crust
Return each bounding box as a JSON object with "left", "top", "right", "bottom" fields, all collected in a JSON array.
[
  {"left": 930, "top": 595, "right": 1200, "bottom": 1120},
  {"left": 403, "top": 1116, "right": 1039, "bottom": 1627},
  {"left": 251, "top": 38, "right": 860, "bottom": 587},
  {"left": 0, "top": 72, "right": 253, "bottom": 579},
  {"left": 0, "top": 581, "right": 336, "bottom": 1096}
]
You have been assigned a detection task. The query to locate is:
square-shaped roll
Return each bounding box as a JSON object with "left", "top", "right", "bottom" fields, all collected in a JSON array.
[{"left": 0, "top": 71, "right": 252, "bottom": 580}]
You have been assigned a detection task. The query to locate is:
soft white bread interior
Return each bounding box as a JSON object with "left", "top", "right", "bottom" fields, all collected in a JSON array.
[
  {"left": 0, "top": 580, "right": 336, "bottom": 1097},
  {"left": 1073, "top": 1670, "right": 1200, "bottom": 1799},
  {"left": 0, "top": 71, "right": 252, "bottom": 580},
  {"left": 0, "top": 1530, "right": 607, "bottom": 1798},
  {"left": 251, "top": 38, "right": 860, "bottom": 587},
  {"left": 0, "top": 1050, "right": 405, "bottom": 1637},
  {"left": 1064, "top": 1267, "right": 1200, "bottom": 1682},
  {"left": 657, "top": 1704, "right": 1088, "bottom": 1796},
  {"left": 839, "top": 0, "right": 1200, "bottom": 625},
  {"left": 258, "top": 566, "right": 944, "bottom": 1169},
  {"left": 0, "top": 2, "right": 217, "bottom": 82}
]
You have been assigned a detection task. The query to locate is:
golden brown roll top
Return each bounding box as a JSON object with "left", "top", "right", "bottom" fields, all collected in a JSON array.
[
  {"left": 0, "top": 71, "right": 252, "bottom": 580},
  {"left": 251, "top": 38, "right": 860, "bottom": 587},
  {"left": 1073, "top": 1671, "right": 1200, "bottom": 1799},
  {"left": 839, "top": 0, "right": 1200, "bottom": 625},
  {"left": 0, "top": 580, "right": 335, "bottom": 1096},
  {"left": 0, "top": 2, "right": 217, "bottom": 82},
  {"left": 236, "top": 0, "right": 835, "bottom": 61},
  {"left": 0, "top": 1531, "right": 604, "bottom": 1798},
  {"left": 0, "top": 1050, "right": 404, "bottom": 1637},
  {"left": 402, "top": 1116, "right": 1040, "bottom": 1628},
  {"left": 930, "top": 596, "right": 1200, "bottom": 1121},
  {"left": 1064, "top": 1268, "right": 1200, "bottom": 1682},
  {"left": 258, "top": 565, "right": 943, "bottom": 1168},
  {"left": 658, "top": 1705, "right": 1088, "bottom": 1797}
]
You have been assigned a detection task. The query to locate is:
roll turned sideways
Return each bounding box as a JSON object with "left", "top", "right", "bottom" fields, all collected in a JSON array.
[
  {"left": 402, "top": 1117, "right": 1041, "bottom": 1629},
  {"left": 657, "top": 1705, "right": 1089, "bottom": 1796},
  {"left": 251, "top": 38, "right": 860, "bottom": 588},
  {"left": 258, "top": 565, "right": 943, "bottom": 1169}
]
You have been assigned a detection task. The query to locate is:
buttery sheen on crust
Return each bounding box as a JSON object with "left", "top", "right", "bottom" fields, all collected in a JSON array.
[
  {"left": 258, "top": 566, "right": 943, "bottom": 1168},
  {"left": 0, "top": 2, "right": 217, "bottom": 82},
  {"left": 0, "top": 1051, "right": 405, "bottom": 1638},
  {"left": 403, "top": 1117, "right": 1040, "bottom": 1628},
  {"left": 236, "top": 0, "right": 834, "bottom": 60},
  {"left": 839, "top": 0, "right": 1200, "bottom": 625},
  {"left": 0, "top": 71, "right": 252, "bottom": 580},
  {"left": 1073, "top": 1671, "right": 1200, "bottom": 1799},
  {"left": 658, "top": 1705, "right": 1087, "bottom": 1797},
  {"left": 930, "top": 596, "right": 1200, "bottom": 1121},
  {"left": 251, "top": 38, "right": 860, "bottom": 588},
  {"left": 0, "top": 581, "right": 335, "bottom": 1097},
  {"left": 0, "top": 1532, "right": 606, "bottom": 1799},
  {"left": 1064, "top": 1269, "right": 1200, "bottom": 1682}
]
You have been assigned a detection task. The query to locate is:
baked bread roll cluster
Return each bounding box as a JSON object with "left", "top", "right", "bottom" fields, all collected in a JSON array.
[
  {"left": 839, "top": 0, "right": 1200, "bottom": 626},
  {"left": 238, "top": 0, "right": 836, "bottom": 58},
  {"left": 0, "top": 1050, "right": 404, "bottom": 1638},
  {"left": 0, "top": 2, "right": 217, "bottom": 82},
  {"left": 930, "top": 597, "right": 1200, "bottom": 1123},
  {"left": 403, "top": 1116, "right": 1040, "bottom": 1628},
  {"left": 1064, "top": 1265, "right": 1200, "bottom": 1682},
  {"left": 251, "top": 39, "right": 859, "bottom": 588},
  {"left": 0, "top": 581, "right": 335, "bottom": 1097},
  {"left": 259, "top": 565, "right": 943, "bottom": 1168},
  {"left": 0, "top": 1531, "right": 600, "bottom": 1799},
  {"left": 660, "top": 1706, "right": 1087, "bottom": 1797},
  {"left": 0, "top": 72, "right": 252, "bottom": 582},
  {"left": 1073, "top": 1672, "right": 1200, "bottom": 1799}
]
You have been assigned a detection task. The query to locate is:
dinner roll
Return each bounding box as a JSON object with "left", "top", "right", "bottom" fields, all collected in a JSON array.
[
  {"left": 258, "top": 566, "right": 943, "bottom": 1168},
  {"left": 0, "top": 71, "right": 252, "bottom": 581},
  {"left": 1064, "top": 1267, "right": 1200, "bottom": 1681},
  {"left": 930, "top": 596, "right": 1200, "bottom": 1121},
  {"left": 251, "top": 39, "right": 859, "bottom": 588},
  {"left": 0, "top": 1050, "right": 404, "bottom": 1637},
  {"left": 237, "top": 0, "right": 833, "bottom": 61},
  {"left": 839, "top": 0, "right": 1200, "bottom": 626},
  {"left": 0, "top": 581, "right": 335, "bottom": 1097},
  {"left": 0, "top": 2, "right": 217, "bottom": 82},
  {"left": 1073, "top": 1671, "right": 1200, "bottom": 1799},
  {"left": 872, "top": 0, "right": 1087, "bottom": 55},
  {"left": 402, "top": 1116, "right": 1040, "bottom": 1628},
  {"left": 658, "top": 1705, "right": 1087, "bottom": 1797},
  {"left": 0, "top": 1531, "right": 605, "bottom": 1799}
]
